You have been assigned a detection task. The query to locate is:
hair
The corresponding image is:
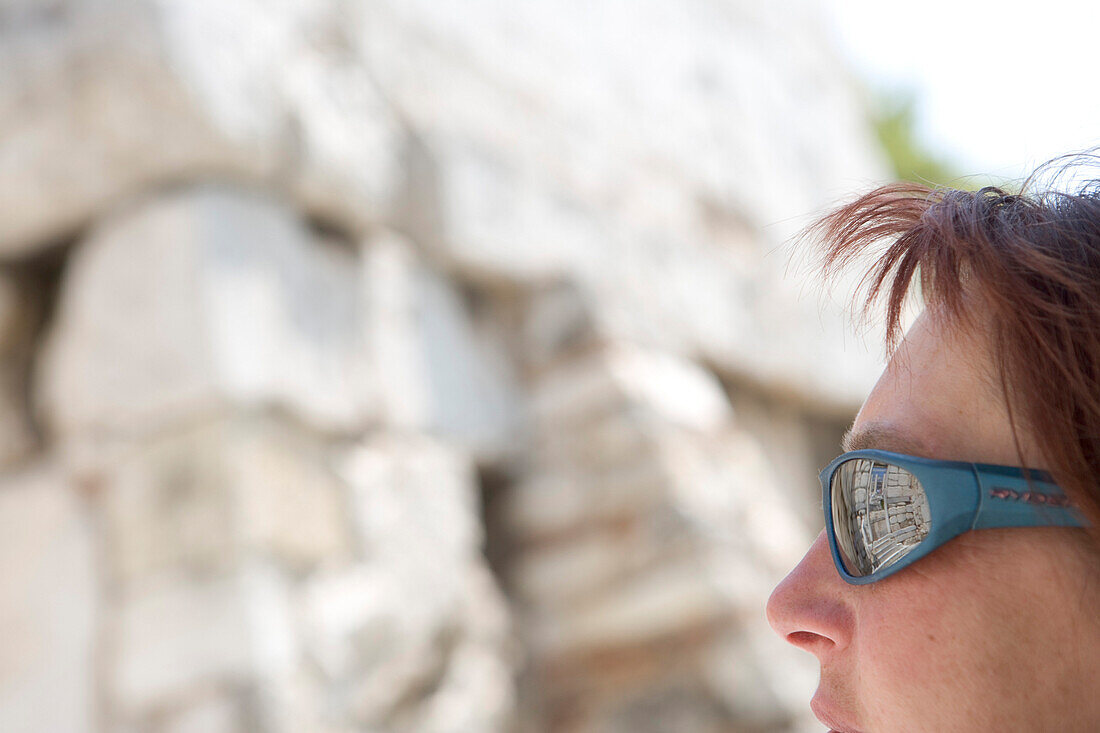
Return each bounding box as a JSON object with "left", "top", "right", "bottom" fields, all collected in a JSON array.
[{"left": 807, "top": 155, "right": 1100, "bottom": 536}]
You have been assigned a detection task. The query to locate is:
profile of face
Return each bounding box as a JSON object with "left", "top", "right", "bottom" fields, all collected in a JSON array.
[{"left": 766, "top": 311, "right": 1100, "bottom": 733}]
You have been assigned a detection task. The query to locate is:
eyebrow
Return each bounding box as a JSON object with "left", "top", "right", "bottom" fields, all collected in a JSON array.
[{"left": 841, "top": 423, "right": 931, "bottom": 457}]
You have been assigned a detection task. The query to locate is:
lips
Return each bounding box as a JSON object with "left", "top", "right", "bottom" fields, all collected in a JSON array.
[{"left": 810, "top": 696, "right": 865, "bottom": 733}]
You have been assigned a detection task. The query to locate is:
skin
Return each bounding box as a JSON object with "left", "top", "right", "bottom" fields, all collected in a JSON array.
[{"left": 766, "top": 311, "right": 1100, "bottom": 732}]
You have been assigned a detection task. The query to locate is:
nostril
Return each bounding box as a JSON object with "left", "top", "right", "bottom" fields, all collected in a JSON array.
[
  {"left": 786, "top": 630, "right": 835, "bottom": 652},
  {"left": 786, "top": 631, "right": 821, "bottom": 646}
]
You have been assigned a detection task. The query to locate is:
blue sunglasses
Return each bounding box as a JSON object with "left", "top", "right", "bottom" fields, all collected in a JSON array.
[{"left": 821, "top": 449, "right": 1090, "bottom": 584}]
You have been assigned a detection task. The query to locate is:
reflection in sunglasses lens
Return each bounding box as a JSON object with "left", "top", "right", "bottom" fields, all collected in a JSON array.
[{"left": 831, "top": 459, "right": 932, "bottom": 576}]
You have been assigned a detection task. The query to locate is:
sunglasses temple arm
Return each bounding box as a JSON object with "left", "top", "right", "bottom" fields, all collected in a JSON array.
[{"left": 970, "top": 468, "right": 1088, "bottom": 529}]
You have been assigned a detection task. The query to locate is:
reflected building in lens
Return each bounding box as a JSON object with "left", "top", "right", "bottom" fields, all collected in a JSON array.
[{"left": 841, "top": 460, "right": 932, "bottom": 574}]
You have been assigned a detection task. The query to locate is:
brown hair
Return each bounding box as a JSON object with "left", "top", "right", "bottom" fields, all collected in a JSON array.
[{"left": 807, "top": 156, "right": 1100, "bottom": 533}]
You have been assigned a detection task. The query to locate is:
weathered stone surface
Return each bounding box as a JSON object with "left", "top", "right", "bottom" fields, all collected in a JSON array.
[
  {"left": 529, "top": 343, "right": 733, "bottom": 432},
  {"left": 157, "top": 691, "right": 249, "bottom": 733},
  {"left": 357, "top": 0, "right": 887, "bottom": 407},
  {"left": 514, "top": 421, "right": 811, "bottom": 653},
  {"left": 0, "top": 462, "right": 95, "bottom": 733},
  {"left": 299, "top": 563, "right": 514, "bottom": 733},
  {"left": 109, "top": 561, "right": 299, "bottom": 723},
  {"left": 101, "top": 425, "right": 516, "bottom": 732},
  {"left": 37, "top": 188, "right": 522, "bottom": 457},
  {"left": 506, "top": 342, "right": 819, "bottom": 730},
  {"left": 362, "top": 232, "right": 524, "bottom": 459},
  {"left": 701, "top": 620, "right": 822, "bottom": 733},
  {"left": 103, "top": 417, "right": 353, "bottom": 583},
  {"left": 339, "top": 433, "right": 483, "bottom": 569},
  {"left": 0, "top": 0, "right": 403, "bottom": 256},
  {"left": 366, "top": 0, "right": 880, "bottom": 230},
  {"left": 656, "top": 426, "right": 812, "bottom": 585},
  {"left": 291, "top": 433, "right": 515, "bottom": 732},
  {"left": 528, "top": 555, "right": 731, "bottom": 658},
  {"left": 1, "top": 2, "right": 893, "bottom": 732},
  {"left": 36, "top": 186, "right": 373, "bottom": 436},
  {"left": 111, "top": 574, "right": 254, "bottom": 716},
  {"left": 724, "top": 385, "right": 850, "bottom": 529},
  {"left": 506, "top": 345, "right": 741, "bottom": 540},
  {"left": 7, "top": 0, "right": 883, "bottom": 409},
  {"left": 509, "top": 522, "right": 666, "bottom": 609}
]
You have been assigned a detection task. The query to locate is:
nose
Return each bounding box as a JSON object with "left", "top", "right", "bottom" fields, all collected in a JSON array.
[{"left": 766, "top": 530, "right": 855, "bottom": 662}]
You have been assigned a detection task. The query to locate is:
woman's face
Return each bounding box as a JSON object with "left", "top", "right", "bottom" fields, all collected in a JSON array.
[{"left": 766, "top": 313, "right": 1100, "bottom": 732}]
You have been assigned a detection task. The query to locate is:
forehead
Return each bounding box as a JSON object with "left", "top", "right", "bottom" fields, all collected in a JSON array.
[{"left": 850, "top": 312, "right": 1023, "bottom": 465}]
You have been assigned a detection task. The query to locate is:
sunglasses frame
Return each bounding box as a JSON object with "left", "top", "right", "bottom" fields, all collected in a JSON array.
[{"left": 821, "top": 449, "right": 1088, "bottom": 585}]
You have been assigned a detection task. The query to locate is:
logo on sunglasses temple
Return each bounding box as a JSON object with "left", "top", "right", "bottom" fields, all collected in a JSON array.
[{"left": 989, "top": 487, "right": 1072, "bottom": 507}]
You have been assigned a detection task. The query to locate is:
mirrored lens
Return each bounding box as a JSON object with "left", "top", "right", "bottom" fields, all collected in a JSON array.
[{"left": 830, "top": 458, "right": 932, "bottom": 577}]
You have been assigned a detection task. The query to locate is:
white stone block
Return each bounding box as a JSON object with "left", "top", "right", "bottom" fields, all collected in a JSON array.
[
  {"left": 529, "top": 344, "right": 732, "bottom": 433},
  {"left": 297, "top": 435, "right": 516, "bottom": 730},
  {"left": 37, "top": 186, "right": 375, "bottom": 437},
  {"left": 4, "top": 0, "right": 884, "bottom": 409},
  {"left": 103, "top": 417, "right": 353, "bottom": 582},
  {"left": 339, "top": 432, "right": 481, "bottom": 572},
  {"left": 159, "top": 693, "right": 246, "bottom": 733},
  {"left": 362, "top": 232, "right": 523, "bottom": 459},
  {"left": 527, "top": 351, "right": 630, "bottom": 429},
  {"left": 655, "top": 426, "right": 813, "bottom": 579},
  {"left": 0, "top": 463, "right": 95, "bottom": 733},
  {"left": 0, "top": 0, "right": 402, "bottom": 255},
  {"left": 508, "top": 525, "right": 671, "bottom": 607},
  {"left": 530, "top": 409, "right": 652, "bottom": 474},
  {"left": 36, "top": 190, "right": 522, "bottom": 458},
  {"left": 415, "top": 639, "right": 516, "bottom": 733},
  {"left": 503, "top": 460, "right": 668, "bottom": 540},
  {"left": 111, "top": 575, "right": 250, "bottom": 713},
  {"left": 110, "top": 561, "right": 297, "bottom": 720},
  {"left": 702, "top": 619, "right": 820, "bottom": 732},
  {"left": 528, "top": 557, "right": 729, "bottom": 657},
  {"left": 353, "top": 0, "right": 887, "bottom": 406}
]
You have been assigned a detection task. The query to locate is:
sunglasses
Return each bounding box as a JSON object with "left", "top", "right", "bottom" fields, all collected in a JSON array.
[{"left": 821, "top": 449, "right": 1090, "bottom": 584}]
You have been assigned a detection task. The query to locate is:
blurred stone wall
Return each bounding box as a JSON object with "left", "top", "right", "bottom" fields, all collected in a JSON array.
[{"left": 0, "top": 1, "right": 887, "bottom": 732}]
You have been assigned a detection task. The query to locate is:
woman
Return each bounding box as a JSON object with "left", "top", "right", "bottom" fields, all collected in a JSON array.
[{"left": 766, "top": 160, "right": 1100, "bottom": 732}]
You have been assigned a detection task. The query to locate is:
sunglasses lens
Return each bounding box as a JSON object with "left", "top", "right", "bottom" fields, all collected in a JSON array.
[{"left": 830, "top": 458, "right": 933, "bottom": 577}]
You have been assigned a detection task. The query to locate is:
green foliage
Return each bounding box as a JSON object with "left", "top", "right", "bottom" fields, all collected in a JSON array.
[{"left": 871, "top": 92, "right": 965, "bottom": 189}]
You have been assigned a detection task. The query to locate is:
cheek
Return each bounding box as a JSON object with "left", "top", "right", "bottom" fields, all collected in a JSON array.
[
  {"left": 855, "top": 587, "right": 976, "bottom": 729},
  {"left": 851, "top": 547, "right": 1068, "bottom": 732}
]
